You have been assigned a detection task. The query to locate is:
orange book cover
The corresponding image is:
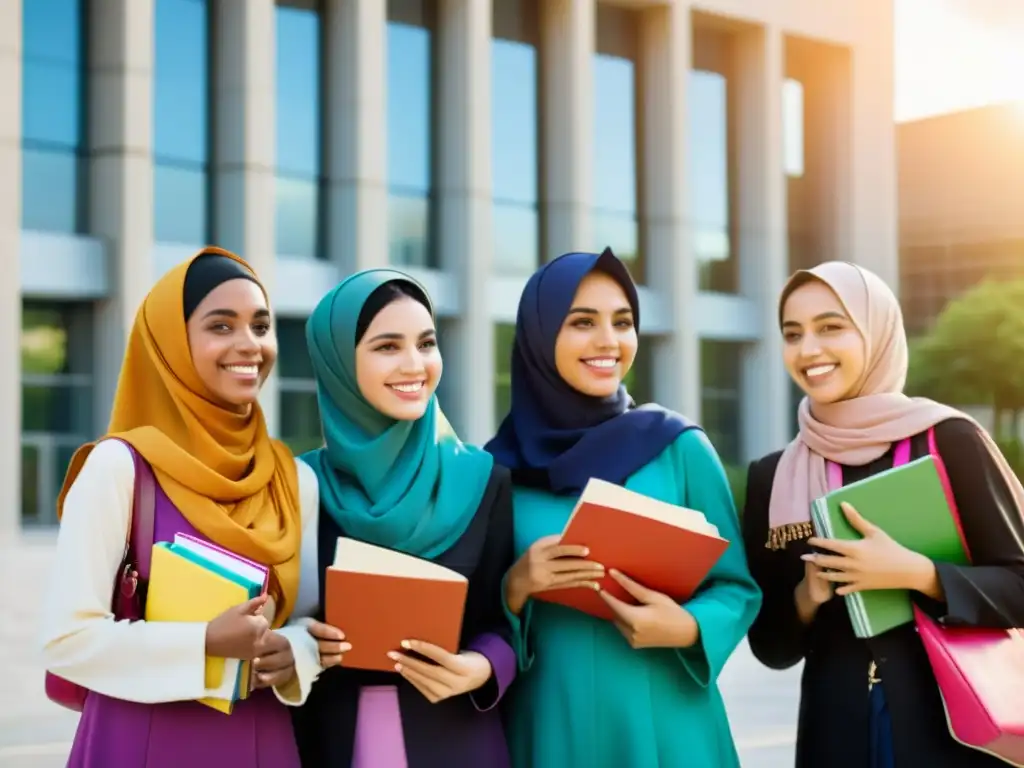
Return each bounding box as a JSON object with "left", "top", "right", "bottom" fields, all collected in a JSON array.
[
  {"left": 324, "top": 538, "right": 469, "bottom": 672},
  {"left": 536, "top": 478, "right": 730, "bottom": 621}
]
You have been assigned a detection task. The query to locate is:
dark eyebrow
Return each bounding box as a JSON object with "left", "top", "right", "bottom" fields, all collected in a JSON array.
[
  {"left": 566, "top": 306, "right": 633, "bottom": 316},
  {"left": 781, "top": 311, "right": 847, "bottom": 329},
  {"left": 366, "top": 328, "right": 436, "bottom": 345},
  {"left": 201, "top": 308, "right": 270, "bottom": 320}
]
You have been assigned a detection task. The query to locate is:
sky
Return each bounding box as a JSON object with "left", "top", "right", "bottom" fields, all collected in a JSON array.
[{"left": 895, "top": 0, "right": 1024, "bottom": 122}]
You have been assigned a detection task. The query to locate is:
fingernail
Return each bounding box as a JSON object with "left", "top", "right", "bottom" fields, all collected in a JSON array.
[
  {"left": 581, "top": 548, "right": 589, "bottom": 556},
  {"left": 800, "top": 554, "right": 812, "bottom": 561},
  {"left": 394, "top": 663, "right": 402, "bottom": 672},
  {"left": 609, "top": 569, "right": 619, "bottom": 577},
  {"left": 400, "top": 640, "right": 411, "bottom": 649},
  {"left": 387, "top": 652, "right": 399, "bottom": 660}
]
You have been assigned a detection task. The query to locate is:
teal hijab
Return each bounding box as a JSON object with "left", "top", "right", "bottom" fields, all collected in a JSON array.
[{"left": 300, "top": 269, "right": 494, "bottom": 559}]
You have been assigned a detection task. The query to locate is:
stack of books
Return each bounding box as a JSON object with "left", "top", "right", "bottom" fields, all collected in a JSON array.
[
  {"left": 810, "top": 456, "right": 969, "bottom": 638},
  {"left": 145, "top": 533, "right": 270, "bottom": 713}
]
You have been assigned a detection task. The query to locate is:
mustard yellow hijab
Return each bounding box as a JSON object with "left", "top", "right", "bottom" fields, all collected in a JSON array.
[{"left": 57, "top": 247, "right": 303, "bottom": 626}]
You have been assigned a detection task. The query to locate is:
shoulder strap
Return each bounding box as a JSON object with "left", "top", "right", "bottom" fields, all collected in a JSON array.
[
  {"left": 827, "top": 437, "right": 914, "bottom": 490},
  {"left": 129, "top": 449, "right": 157, "bottom": 575},
  {"left": 925, "top": 425, "right": 972, "bottom": 562}
]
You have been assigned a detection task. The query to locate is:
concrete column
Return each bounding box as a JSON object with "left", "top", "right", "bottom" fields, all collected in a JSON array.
[
  {"left": 212, "top": 0, "right": 279, "bottom": 434},
  {"left": 435, "top": 0, "right": 493, "bottom": 442},
  {"left": 851, "top": 9, "right": 897, "bottom": 289},
  {"left": 324, "top": 0, "right": 388, "bottom": 272},
  {"left": 88, "top": 0, "right": 155, "bottom": 433},
  {"left": 639, "top": 2, "right": 700, "bottom": 420},
  {"left": 540, "top": 0, "right": 594, "bottom": 259},
  {"left": 735, "top": 25, "right": 791, "bottom": 461},
  {"left": 0, "top": 0, "right": 21, "bottom": 542}
]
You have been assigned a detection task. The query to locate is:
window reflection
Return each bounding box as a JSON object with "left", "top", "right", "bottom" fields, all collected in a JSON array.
[
  {"left": 22, "top": 0, "right": 85, "bottom": 233},
  {"left": 276, "top": 4, "right": 323, "bottom": 258},
  {"left": 700, "top": 340, "right": 742, "bottom": 465},
  {"left": 277, "top": 319, "right": 323, "bottom": 454},
  {"left": 688, "top": 70, "right": 734, "bottom": 293},
  {"left": 154, "top": 0, "right": 210, "bottom": 244},
  {"left": 593, "top": 13, "right": 641, "bottom": 280},
  {"left": 492, "top": 2, "right": 539, "bottom": 274},
  {"left": 388, "top": 2, "right": 434, "bottom": 267},
  {"left": 21, "top": 302, "right": 95, "bottom": 525}
]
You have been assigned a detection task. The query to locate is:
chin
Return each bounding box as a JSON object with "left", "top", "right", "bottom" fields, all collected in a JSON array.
[{"left": 382, "top": 402, "right": 430, "bottom": 421}]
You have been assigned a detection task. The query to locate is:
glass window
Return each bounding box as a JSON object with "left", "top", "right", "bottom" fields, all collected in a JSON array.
[
  {"left": 594, "top": 7, "right": 641, "bottom": 280},
  {"left": 493, "top": 323, "right": 515, "bottom": 428},
  {"left": 700, "top": 340, "right": 742, "bottom": 466},
  {"left": 154, "top": 0, "right": 210, "bottom": 244},
  {"left": 388, "top": 0, "right": 435, "bottom": 268},
  {"left": 21, "top": 302, "right": 95, "bottom": 525},
  {"left": 783, "top": 79, "right": 805, "bottom": 178},
  {"left": 492, "top": 1, "right": 539, "bottom": 274},
  {"left": 689, "top": 70, "right": 735, "bottom": 294},
  {"left": 22, "top": 0, "right": 86, "bottom": 233},
  {"left": 276, "top": 3, "right": 323, "bottom": 258},
  {"left": 277, "top": 318, "right": 323, "bottom": 454}
]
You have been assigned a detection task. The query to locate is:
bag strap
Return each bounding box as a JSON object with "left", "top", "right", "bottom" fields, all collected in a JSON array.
[
  {"left": 925, "top": 426, "right": 973, "bottom": 563},
  {"left": 129, "top": 448, "right": 158, "bottom": 576},
  {"left": 826, "top": 437, "right": 913, "bottom": 491}
]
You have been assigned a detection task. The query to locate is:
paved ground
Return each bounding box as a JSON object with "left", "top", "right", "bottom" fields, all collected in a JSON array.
[{"left": 0, "top": 532, "right": 800, "bottom": 767}]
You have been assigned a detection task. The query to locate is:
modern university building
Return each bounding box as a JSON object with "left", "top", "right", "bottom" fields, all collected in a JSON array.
[{"left": 0, "top": 0, "right": 896, "bottom": 537}]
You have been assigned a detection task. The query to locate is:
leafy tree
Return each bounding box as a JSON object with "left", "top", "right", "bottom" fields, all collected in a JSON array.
[{"left": 906, "top": 279, "right": 1024, "bottom": 441}]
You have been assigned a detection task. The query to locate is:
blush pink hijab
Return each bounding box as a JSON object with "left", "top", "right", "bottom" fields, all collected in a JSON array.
[{"left": 767, "top": 261, "right": 1024, "bottom": 550}]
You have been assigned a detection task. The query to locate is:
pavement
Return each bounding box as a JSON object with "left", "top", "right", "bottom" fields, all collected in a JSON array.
[{"left": 0, "top": 532, "right": 801, "bottom": 767}]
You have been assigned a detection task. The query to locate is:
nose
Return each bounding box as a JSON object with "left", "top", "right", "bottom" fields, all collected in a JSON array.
[
  {"left": 799, "top": 332, "right": 823, "bottom": 358},
  {"left": 595, "top": 321, "right": 617, "bottom": 349},
  {"left": 398, "top": 347, "right": 425, "bottom": 374},
  {"left": 234, "top": 328, "right": 261, "bottom": 355}
]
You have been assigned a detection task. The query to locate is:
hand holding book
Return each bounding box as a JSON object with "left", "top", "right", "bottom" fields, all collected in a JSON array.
[
  {"left": 599, "top": 569, "right": 700, "bottom": 649},
  {"left": 204, "top": 594, "right": 271, "bottom": 660},
  {"left": 504, "top": 534, "right": 606, "bottom": 616},
  {"left": 387, "top": 640, "right": 493, "bottom": 703},
  {"left": 804, "top": 501, "right": 943, "bottom": 600}
]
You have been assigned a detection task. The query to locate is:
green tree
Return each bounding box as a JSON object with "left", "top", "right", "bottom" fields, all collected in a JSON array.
[{"left": 906, "top": 279, "right": 1024, "bottom": 441}]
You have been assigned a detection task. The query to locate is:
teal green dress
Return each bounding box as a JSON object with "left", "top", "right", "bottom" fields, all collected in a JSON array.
[{"left": 503, "top": 429, "right": 762, "bottom": 767}]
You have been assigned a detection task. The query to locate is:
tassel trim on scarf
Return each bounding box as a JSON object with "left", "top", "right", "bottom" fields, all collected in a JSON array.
[{"left": 766, "top": 521, "right": 814, "bottom": 550}]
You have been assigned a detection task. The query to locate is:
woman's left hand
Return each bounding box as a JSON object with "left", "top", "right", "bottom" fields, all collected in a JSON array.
[
  {"left": 389, "top": 640, "right": 493, "bottom": 704},
  {"left": 251, "top": 630, "right": 296, "bottom": 689},
  {"left": 599, "top": 569, "right": 699, "bottom": 649},
  {"left": 805, "top": 502, "right": 935, "bottom": 595}
]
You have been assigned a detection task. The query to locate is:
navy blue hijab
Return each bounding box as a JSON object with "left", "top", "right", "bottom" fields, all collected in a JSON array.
[{"left": 485, "top": 248, "right": 699, "bottom": 494}]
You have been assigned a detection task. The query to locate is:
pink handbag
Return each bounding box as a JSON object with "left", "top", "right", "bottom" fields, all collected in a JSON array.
[
  {"left": 44, "top": 444, "right": 157, "bottom": 711},
  {"left": 912, "top": 427, "right": 1024, "bottom": 765}
]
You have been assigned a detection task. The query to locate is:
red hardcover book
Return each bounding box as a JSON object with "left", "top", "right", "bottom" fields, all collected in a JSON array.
[
  {"left": 324, "top": 538, "right": 468, "bottom": 672},
  {"left": 536, "top": 478, "right": 729, "bottom": 621}
]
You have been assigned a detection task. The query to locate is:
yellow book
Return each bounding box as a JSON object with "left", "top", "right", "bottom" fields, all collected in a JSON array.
[{"left": 145, "top": 542, "right": 263, "bottom": 713}]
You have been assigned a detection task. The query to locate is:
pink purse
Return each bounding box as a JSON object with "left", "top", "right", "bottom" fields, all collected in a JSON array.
[
  {"left": 912, "top": 427, "right": 1024, "bottom": 764},
  {"left": 44, "top": 443, "right": 157, "bottom": 711}
]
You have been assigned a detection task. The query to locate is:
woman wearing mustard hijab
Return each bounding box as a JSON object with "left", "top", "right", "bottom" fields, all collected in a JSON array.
[
  {"left": 288, "top": 269, "right": 517, "bottom": 767},
  {"left": 39, "top": 248, "right": 321, "bottom": 768}
]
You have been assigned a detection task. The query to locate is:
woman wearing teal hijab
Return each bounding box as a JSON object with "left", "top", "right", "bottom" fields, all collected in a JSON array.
[{"left": 288, "top": 269, "right": 517, "bottom": 768}]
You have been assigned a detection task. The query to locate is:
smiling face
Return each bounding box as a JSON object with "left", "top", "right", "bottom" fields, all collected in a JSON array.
[
  {"left": 780, "top": 278, "right": 867, "bottom": 405},
  {"left": 186, "top": 278, "right": 277, "bottom": 413},
  {"left": 355, "top": 295, "right": 441, "bottom": 421},
  {"left": 554, "top": 270, "right": 638, "bottom": 397}
]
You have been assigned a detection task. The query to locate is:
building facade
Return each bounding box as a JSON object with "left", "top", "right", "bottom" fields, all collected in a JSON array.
[
  {"left": 898, "top": 103, "right": 1024, "bottom": 335},
  {"left": 0, "top": 0, "right": 896, "bottom": 538}
]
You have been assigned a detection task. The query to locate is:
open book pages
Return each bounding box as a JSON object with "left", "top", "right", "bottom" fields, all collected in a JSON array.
[
  {"left": 568, "top": 477, "right": 721, "bottom": 538},
  {"left": 330, "top": 537, "right": 468, "bottom": 583}
]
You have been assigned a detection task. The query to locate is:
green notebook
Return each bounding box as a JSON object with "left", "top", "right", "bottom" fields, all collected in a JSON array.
[{"left": 809, "top": 455, "right": 968, "bottom": 638}]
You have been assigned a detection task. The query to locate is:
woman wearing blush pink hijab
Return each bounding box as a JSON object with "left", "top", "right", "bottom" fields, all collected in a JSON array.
[{"left": 741, "top": 261, "right": 1024, "bottom": 768}]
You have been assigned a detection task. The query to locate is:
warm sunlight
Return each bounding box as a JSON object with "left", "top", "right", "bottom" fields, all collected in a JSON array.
[{"left": 896, "top": 0, "right": 1024, "bottom": 122}]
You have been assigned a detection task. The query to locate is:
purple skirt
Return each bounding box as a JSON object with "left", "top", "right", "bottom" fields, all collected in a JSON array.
[{"left": 67, "top": 688, "right": 299, "bottom": 768}]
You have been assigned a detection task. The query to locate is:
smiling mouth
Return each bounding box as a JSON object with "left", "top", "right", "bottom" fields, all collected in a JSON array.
[
  {"left": 388, "top": 381, "right": 426, "bottom": 394},
  {"left": 581, "top": 357, "right": 618, "bottom": 370},
  {"left": 222, "top": 363, "right": 260, "bottom": 379},
  {"left": 803, "top": 363, "right": 838, "bottom": 382}
]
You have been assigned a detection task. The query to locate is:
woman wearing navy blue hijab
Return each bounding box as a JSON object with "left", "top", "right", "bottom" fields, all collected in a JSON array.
[{"left": 487, "top": 248, "right": 761, "bottom": 768}]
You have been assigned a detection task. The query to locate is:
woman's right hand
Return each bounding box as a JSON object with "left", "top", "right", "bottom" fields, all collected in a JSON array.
[
  {"left": 795, "top": 559, "right": 833, "bottom": 625},
  {"left": 505, "top": 534, "right": 605, "bottom": 616},
  {"left": 205, "top": 595, "right": 271, "bottom": 659},
  {"left": 307, "top": 620, "right": 352, "bottom": 668}
]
